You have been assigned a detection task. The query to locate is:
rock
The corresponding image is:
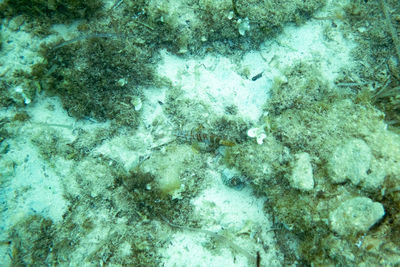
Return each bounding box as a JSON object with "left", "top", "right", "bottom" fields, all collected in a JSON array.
[
  {"left": 329, "top": 197, "right": 385, "bottom": 236},
  {"left": 327, "top": 139, "right": 384, "bottom": 189},
  {"left": 290, "top": 152, "right": 314, "bottom": 191}
]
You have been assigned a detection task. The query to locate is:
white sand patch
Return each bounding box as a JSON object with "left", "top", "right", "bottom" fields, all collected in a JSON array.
[
  {"left": 0, "top": 95, "right": 109, "bottom": 233},
  {"left": 157, "top": 51, "right": 272, "bottom": 123},
  {"left": 0, "top": 145, "right": 68, "bottom": 224},
  {"left": 161, "top": 168, "right": 281, "bottom": 267},
  {"left": 157, "top": 18, "right": 354, "bottom": 124},
  {"left": 259, "top": 19, "right": 355, "bottom": 86},
  {"left": 0, "top": 101, "right": 71, "bottom": 229},
  {"left": 0, "top": 18, "right": 62, "bottom": 77}
]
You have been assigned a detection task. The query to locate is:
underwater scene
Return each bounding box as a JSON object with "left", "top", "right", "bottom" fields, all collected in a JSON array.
[{"left": 0, "top": 0, "right": 399, "bottom": 266}]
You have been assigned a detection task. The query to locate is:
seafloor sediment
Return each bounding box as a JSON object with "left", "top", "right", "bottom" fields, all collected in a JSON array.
[{"left": 0, "top": 0, "right": 399, "bottom": 266}]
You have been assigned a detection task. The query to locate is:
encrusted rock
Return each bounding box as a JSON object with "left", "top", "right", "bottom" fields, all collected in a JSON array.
[
  {"left": 328, "top": 139, "right": 371, "bottom": 184},
  {"left": 289, "top": 152, "right": 314, "bottom": 191},
  {"left": 329, "top": 197, "right": 385, "bottom": 236},
  {"left": 327, "top": 139, "right": 384, "bottom": 190}
]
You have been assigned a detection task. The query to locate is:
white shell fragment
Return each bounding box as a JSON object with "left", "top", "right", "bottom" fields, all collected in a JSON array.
[
  {"left": 247, "top": 127, "right": 266, "bottom": 145},
  {"left": 238, "top": 17, "right": 250, "bottom": 36},
  {"left": 14, "top": 85, "right": 31, "bottom": 105},
  {"left": 131, "top": 96, "right": 143, "bottom": 111},
  {"left": 256, "top": 133, "right": 266, "bottom": 145},
  {"left": 247, "top": 128, "right": 259, "bottom": 138}
]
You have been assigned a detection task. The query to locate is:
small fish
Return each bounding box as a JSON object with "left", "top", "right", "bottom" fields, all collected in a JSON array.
[
  {"left": 175, "top": 129, "right": 235, "bottom": 147},
  {"left": 251, "top": 71, "right": 264, "bottom": 81}
]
